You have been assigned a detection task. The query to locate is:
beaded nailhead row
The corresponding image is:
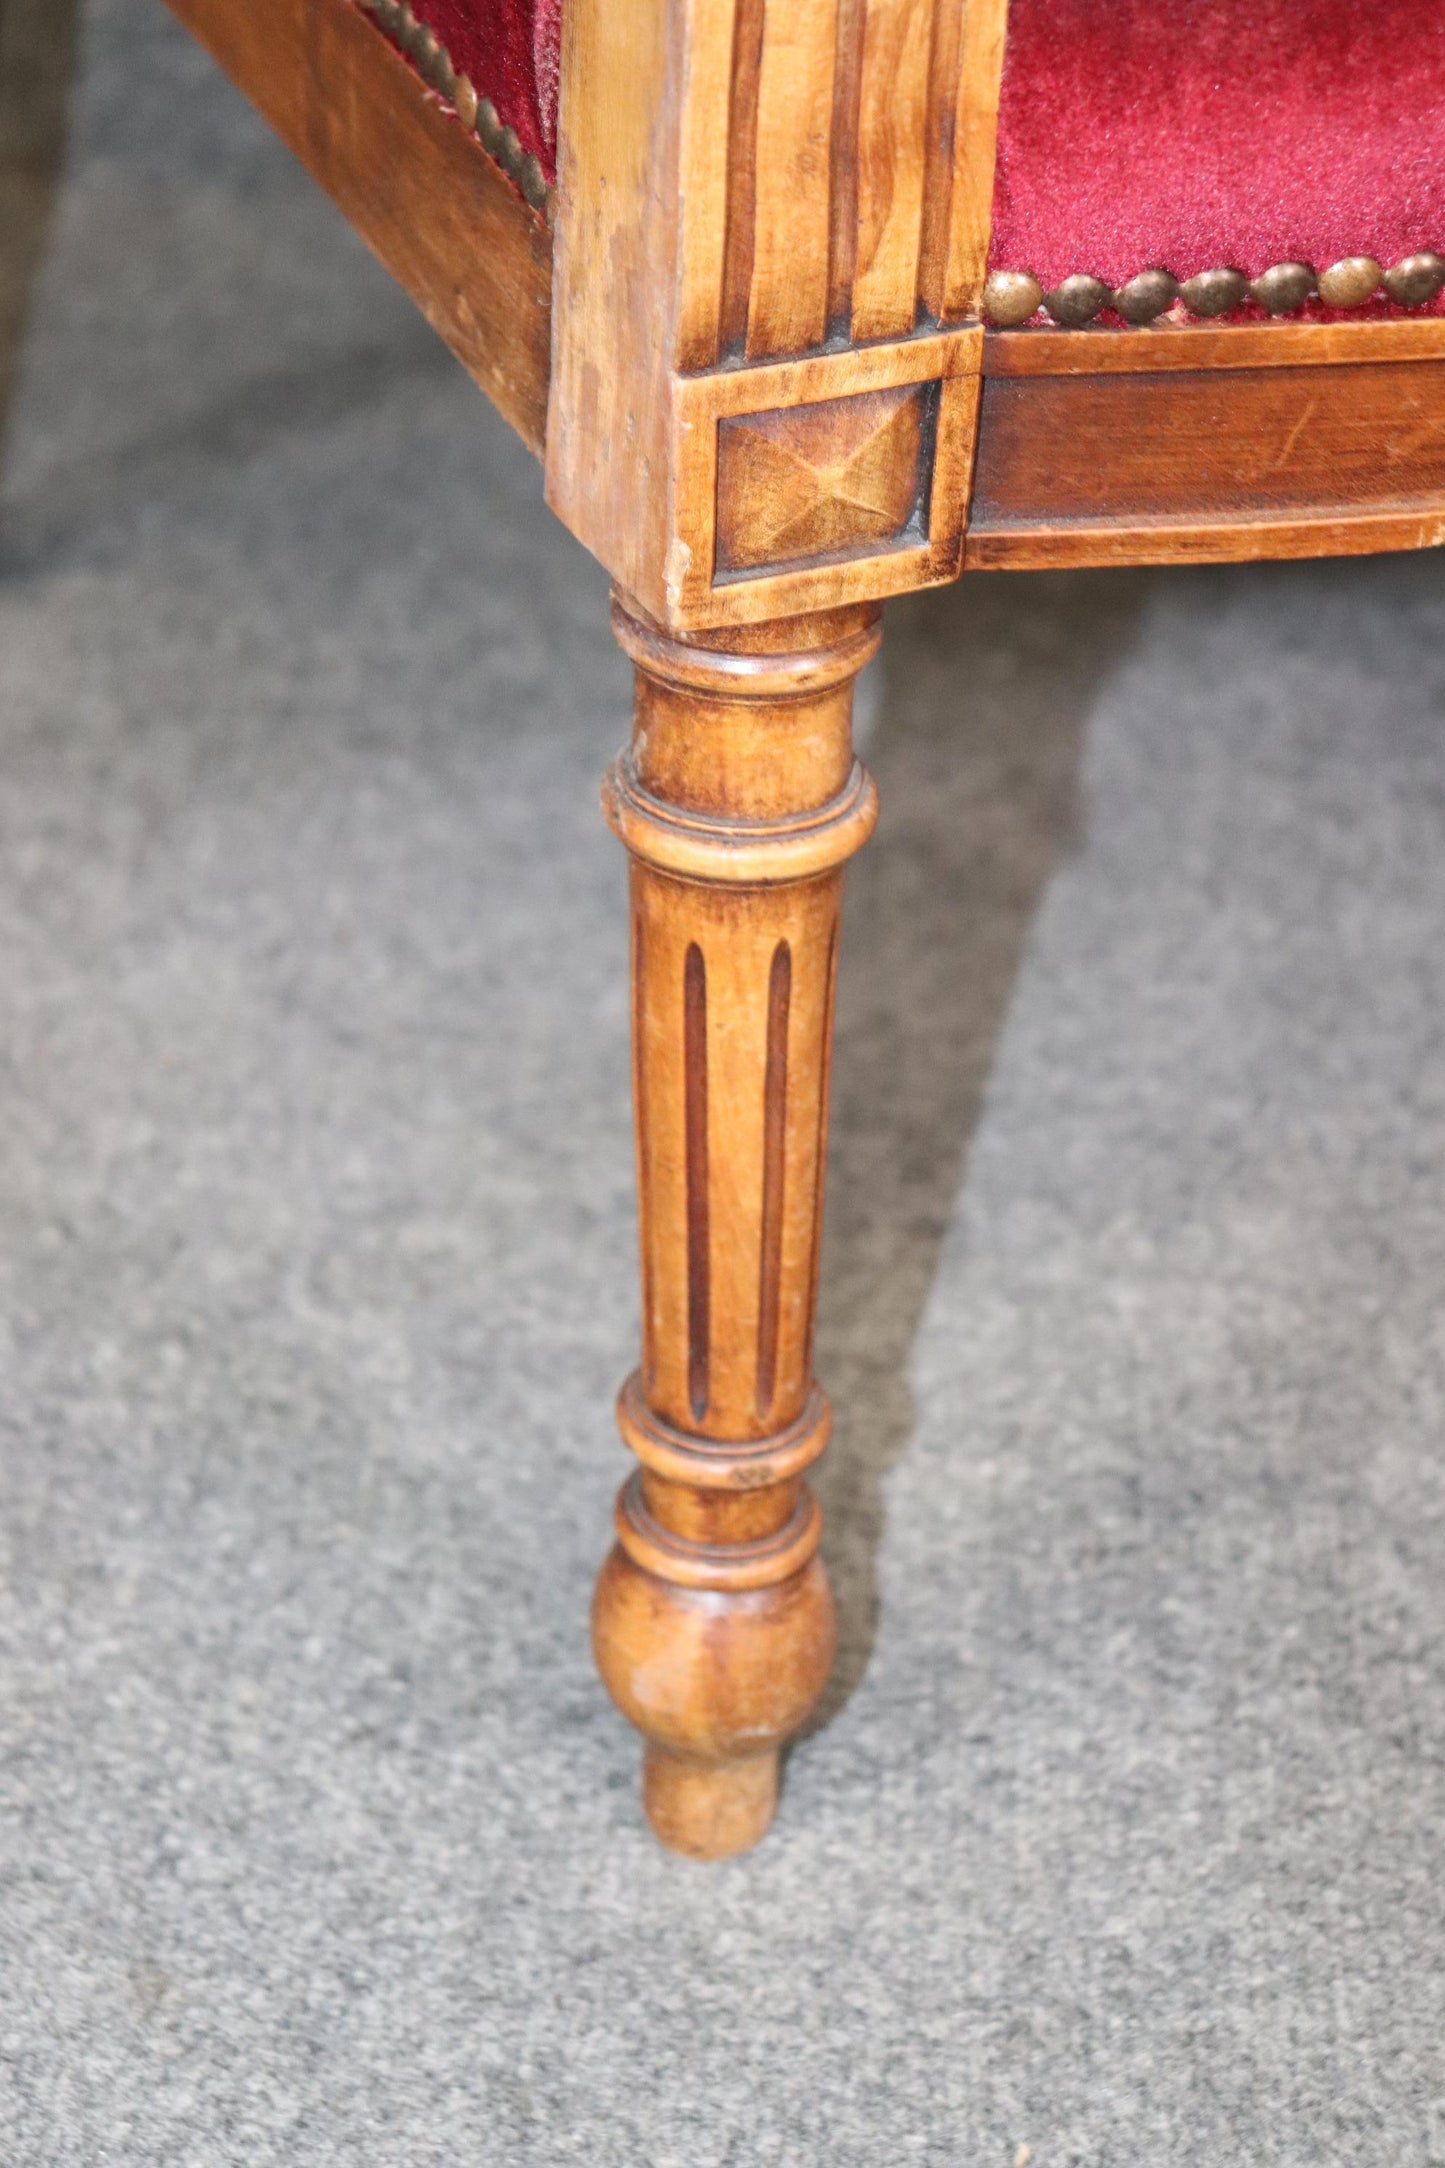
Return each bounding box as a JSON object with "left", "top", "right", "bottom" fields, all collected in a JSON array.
[
  {"left": 984, "top": 252, "right": 1445, "bottom": 328},
  {"left": 359, "top": 0, "right": 554, "bottom": 221}
]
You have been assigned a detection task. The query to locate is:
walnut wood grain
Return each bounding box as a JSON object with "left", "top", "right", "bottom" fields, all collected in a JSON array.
[
  {"left": 966, "top": 505, "right": 1445, "bottom": 572},
  {"left": 825, "top": 0, "right": 868, "bottom": 332},
  {"left": 719, "top": 0, "right": 768, "bottom": 356},
  {"left": 746, "top": 0, "right": 838, "bottom": 359},
  {"left": 850, "top": 0, "right": 934, "bottom": 341},
  {"left": 984, "top": 317, "right": 1445, "bottom": 377},
  {"left": 162, "top": 0, "right": 551, "bottom": 455},
  {"left": 594, "top": 598, "right": 880, "bottom": 1856},
  {"left": 546, "top": 0, "right": 685, "bottom": 616},
  {"left": 927, "top": 0, "right": 1009, "bottom": 321},
  {"left": 967, "top": 358, "right": 1445, "bottom": 570},
  {"left": 680, "top": 0, "right": 747, "bottom": 370}
]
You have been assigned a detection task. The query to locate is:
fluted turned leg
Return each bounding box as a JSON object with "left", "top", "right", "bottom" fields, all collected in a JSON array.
[{"left": 592, "top": 594, "right": 880, "bottom": 1858}]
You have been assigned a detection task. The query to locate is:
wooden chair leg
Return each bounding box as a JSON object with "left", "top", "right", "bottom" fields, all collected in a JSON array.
[{"left": 591, "top": 593, "right": 881, "bottom": 1858}]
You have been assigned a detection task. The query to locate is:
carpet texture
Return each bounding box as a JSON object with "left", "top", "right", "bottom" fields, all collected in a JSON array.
[{"left": 1, "top": 3, "right": 1443, "bottom": 2162}]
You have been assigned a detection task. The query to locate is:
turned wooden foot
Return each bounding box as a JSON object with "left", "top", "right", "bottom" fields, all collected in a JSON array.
[
  {"left": 591, "top": 595, "right": 879, "bottom": 1857},
  {"left": 642, "top": 1747, "right": 779, "bottom": 1861}
]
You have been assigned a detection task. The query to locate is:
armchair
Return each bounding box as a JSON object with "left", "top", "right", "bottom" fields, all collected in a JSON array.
[{"left": 162, "top": 0, "right": 1445, "bottom": 1856}]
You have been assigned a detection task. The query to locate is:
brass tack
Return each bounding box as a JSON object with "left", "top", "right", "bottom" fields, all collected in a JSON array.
[
  {"left": 1383, "top": 251, "right": 1445, "bottom": 306},
  {"left": 477, "top": 97, "right": 503, "bottom": 154},
  {"left": 1179, "top": 267, "right": 1249, "bottom": 317},
  {"left": 982, "top": 269, "right": 1044, "bottom": 326},
  {"left": 1113, "top": 267, "right": 1178, "bottom": 324},
  {"left": 499, "top": 124, "right": 522, "bottom": 176},
  {"left": 1042, "top": 272, "right": 1111, "bottom": 328},
  {"left": 432, "top": 47, "right": 456, "bottom": 98},
  {"left": 519, "top": 152, "right": 549, "bottom": 211},
  {"left": 452, "top": 72, "right": 478, "bottom": 128},
  {"left": 1024, "top": 251, "right": 1442, "bottom": 326},
  {"left": 1251, "top": 261, "right": 1317, "bottom": 314},
  {"left": 413, "top": 21, "right": 439, "bottom": 66},
  {"left": 394, "top": 2, "right": 417, "bottom": 45},
  {"left": 1316, "top": 256, "right": 1381, "bottom": 309},
  {"left": 373, "top": 0, "right": 399, "bottom": 26}
]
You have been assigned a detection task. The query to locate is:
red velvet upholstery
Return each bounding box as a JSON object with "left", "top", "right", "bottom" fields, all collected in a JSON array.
[
  {"left": 390, "top": 0, "right": 1444, "bottom": 318},
  {"left": 991, "top": 0, "right": 1445, "bottom": 314},
  {"left": 412, "top": 0, "right": 560, "bottom": 175}
]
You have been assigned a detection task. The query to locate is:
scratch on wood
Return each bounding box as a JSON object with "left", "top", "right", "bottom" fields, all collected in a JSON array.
[{"left": 1267, "top": 397, "right": 1318, "bottom": 475}]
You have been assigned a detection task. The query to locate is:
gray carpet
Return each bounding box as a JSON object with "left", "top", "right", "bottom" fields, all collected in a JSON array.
[{"left": 2, "top": 3, "right": 1444, "bottom": 2160}]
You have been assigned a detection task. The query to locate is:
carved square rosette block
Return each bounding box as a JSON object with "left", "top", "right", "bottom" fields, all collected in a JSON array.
[
  {"left": 715, "top": 381, "right": 939, "bottom": 578},
  {"left": 667, "top": 327, "right": 983, "bottom": 627}
]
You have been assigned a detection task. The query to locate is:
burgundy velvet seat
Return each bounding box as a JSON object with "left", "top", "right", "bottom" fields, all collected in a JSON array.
[
  {"left": 384, "top": 0, "right": 1445, "bottom": 328},
  {"left": 988, "top": 0, "right": 1445, "bottom": 325},
  {"left": 385, "top": 0, "right": 561, "bottom": 195}
]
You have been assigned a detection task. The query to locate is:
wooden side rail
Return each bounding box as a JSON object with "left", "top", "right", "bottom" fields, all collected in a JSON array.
[
  {"left": 969, "top": 319, "right": 1445, "bottom": 570},
  {"left": 164, "top": 0, "right": 552, "bottom": 455}
]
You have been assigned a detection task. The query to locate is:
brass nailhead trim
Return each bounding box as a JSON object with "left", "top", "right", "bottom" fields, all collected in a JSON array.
[
  {"left": 518, "top": 153, "right": 549, "bottom": 213},
  {"left": 357, "top": 0, "right": 555, "bottom": 225},
  {"left": 1114, "top": 266, "right": 1179, "bottom": 324},
  {"left": 1042, "top": 272, "right": 1112, "bottom": 329},
  {"left": 1180, "top": 267, "right": 1250, "bottom": 318},
  {"left": 985, "top": 250, "right": 1445, "bottom": 328},
  {"left": 1317, "top": 256, "right": 1382, "bottom": 309}
]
